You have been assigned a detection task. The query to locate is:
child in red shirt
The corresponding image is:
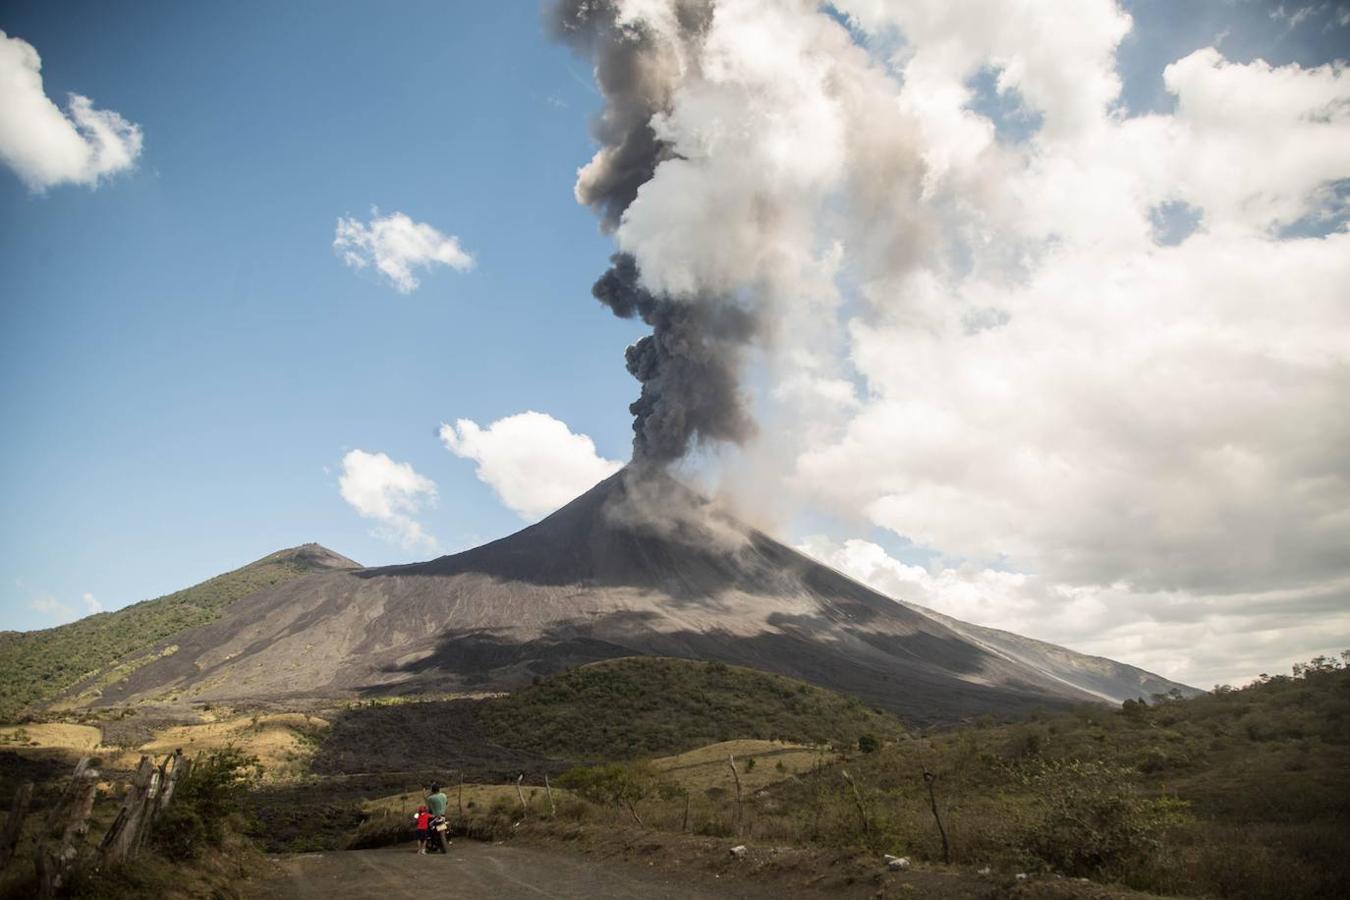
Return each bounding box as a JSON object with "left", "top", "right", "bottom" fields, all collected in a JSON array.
[{"left": 413, "top": 805, "right": 431, "bottom": 854}]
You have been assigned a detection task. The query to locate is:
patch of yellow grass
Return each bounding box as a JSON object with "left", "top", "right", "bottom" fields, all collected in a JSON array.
[
  {"left": 0, "top": 723, "right": 102, "bottom": 753},
  {"left": 112, "top": 713, "right": 328, "bottom": 779},
  {"left": 654, "top": 739, "right": 835, "bottom": 792}
]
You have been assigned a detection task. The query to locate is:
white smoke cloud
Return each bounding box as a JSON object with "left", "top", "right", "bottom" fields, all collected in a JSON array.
[
  {"left": 577, "top": 0, "right": 1350, "bottom": 685},
  {"left": 439, "top": 412, "right": 622, "bottom": 520},
  {"left": 337, "top": 449, "right": 439, "bottom": 551},
  {"left": 799, "top": 536, "right": 1350, "bottom": 689},
  {"left": 81, "top": 592, "right": 103, "bottom": 614},
  {"left": 0, "top": 30, "right": 144, "bottom": 191},
  {"left": 334, "top": 209, "right": 474, "bottom": 294}
]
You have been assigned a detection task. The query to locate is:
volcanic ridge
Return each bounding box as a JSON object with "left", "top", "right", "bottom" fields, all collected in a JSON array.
[{"left": 92, "top": 469, "right": 1194, "bottom": 724}]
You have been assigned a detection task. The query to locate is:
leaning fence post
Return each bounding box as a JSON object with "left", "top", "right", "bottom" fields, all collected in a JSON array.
[
  {"left": 36, "top": 757, "right": 99, "bottom": 898},
  {"left": 727, "top": 754, "right": 744, "bottom": 837},
  {"left": 841, "top": 769, "right": 869, "bottom": 838},
  {"left": 922, "top": 769, "right": 951, "bottom": 864},
  {"left": 153, "top": 750, "right": 186, "bottom": 820},
  {"left": 543, "top": 774, "right": 556, "bottom": 816},
  {"left": 131, "top": 760, "right": 163, "bottom": 854},
  {"left": 515, "top": 774, "right": 528, "bottom": 816},
  {"left": 0, "top": 781, "right": 33, "bottom": 871},
  {"left": 101, "top": 754, "right": 155, "bottom": 865}
]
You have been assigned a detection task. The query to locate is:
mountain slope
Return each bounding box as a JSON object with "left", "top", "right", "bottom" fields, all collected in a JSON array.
[
  {"left": 91, "top": 471, "right": 1195, "bottom": 725},
  {"left": 895, "top": 601, "right": 1201, "bottom": 702},
  {"left": 0, "top": 543, "right": 359, "bottom": 720}
]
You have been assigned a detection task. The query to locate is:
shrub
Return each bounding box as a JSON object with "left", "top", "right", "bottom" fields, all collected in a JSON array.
[
  {"left": 556, "top": 761, "right": 674, "bottom": 825},
  {"left": 153, "top": 746, "right": 262, "bottom": 860},
  {"left": 1013, "top": 758, "right": 1188, "bottom": 877}
]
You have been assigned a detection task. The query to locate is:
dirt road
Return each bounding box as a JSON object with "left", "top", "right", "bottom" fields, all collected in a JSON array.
[{"left": 250, "top": 842, "right": 809, "bottom": 899}]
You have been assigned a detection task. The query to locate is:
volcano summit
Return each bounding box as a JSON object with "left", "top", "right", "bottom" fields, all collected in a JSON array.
[{"left": 94, "top": 469, "right": 1192, "bottom": 724}]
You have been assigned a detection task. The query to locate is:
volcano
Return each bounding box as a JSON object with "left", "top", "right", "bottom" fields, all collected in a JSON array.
[{"left": 94, "top": 469, "right": 1193, "bottom": 724}]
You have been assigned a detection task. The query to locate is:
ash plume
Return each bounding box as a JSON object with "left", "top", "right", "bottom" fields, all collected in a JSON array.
[
  {"left": 593, "top": 252, "right": 756, "bottom": 463},
  {"left": 552, "top": 0, "right": 928, "bottom": 479},
  {"left": 550, "top": 0, "right": 712, "bottom": 231},
  {"left": 553, "top": 0, "right": 754, "bottom": 465}
]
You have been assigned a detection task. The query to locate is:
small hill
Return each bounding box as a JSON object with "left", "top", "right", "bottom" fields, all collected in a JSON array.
[
  {"left": 480, "top": 657, "right": 905, "bottom": 758},
  {"left": 310, "top": 657, "right": 906, "bottom": 777},
  {"left": 0, "top": 543, "right": 359, "bottom": 721}
]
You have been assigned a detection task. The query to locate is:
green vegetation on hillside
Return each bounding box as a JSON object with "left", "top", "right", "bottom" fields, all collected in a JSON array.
[
  {"left": 309, "top": 657, "right": 905, "bottom": 778},
  {"left": 480, "top": 658, "right": 905, "bottom": 759},
  {"left": 0, "top": 545, "right": 355, "bottom": 721},
  {"left": 551, "top": 653, "right": 1349, "bottom": 899}
]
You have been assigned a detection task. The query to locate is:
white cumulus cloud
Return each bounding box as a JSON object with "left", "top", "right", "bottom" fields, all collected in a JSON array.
[
  {"left": 0, "top": 30, "right": 143, "bottom": 191},
  {"left": 334, "top": 209, "right": 474, "bottom": 293},
  {"left": 338, "top": 449, "right": 439, "bottom": 551},
  {"left": 798, "top": 537, "right": 1350, "bottom": 689},
  {"left": 28, "top": 595, "right": 73, "bottom": 622},
  {"left": 440, "top": 412, "right": 622, "bottom": 520},
  {"left": 81, "top": 592, "right": 103, "bottom": 614}
]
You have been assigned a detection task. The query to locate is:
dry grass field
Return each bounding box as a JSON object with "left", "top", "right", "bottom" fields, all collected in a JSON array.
[
  {"left": 0, "top": 711, "right": 326, "bottom": 781},
  {"left": 131, "top": 712, "right": 327, "bottom": 778},
  {"left": 653, "top": 739, "right": 834, "bottom": 793},
  {"left": 0, "top": 722, "right": 103, "bottom": 753}
]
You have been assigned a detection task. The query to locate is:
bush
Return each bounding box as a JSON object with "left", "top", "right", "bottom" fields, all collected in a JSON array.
[
  {"left": 556, "top": 761, "right": 675, "bottom": 826},
  {"left": 857, "top": 734, "right": 879, "bottom": 754},
  {"left": 153, "top": 746, "right": 262, "bottom": 860},
  {"left": 1013, "top": 758, "right": 1188, "bottom": 877}
]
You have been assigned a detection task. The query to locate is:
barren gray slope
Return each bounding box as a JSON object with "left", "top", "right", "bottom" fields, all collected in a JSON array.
[
  {"left": 894, "top": 601, "right": 1202, "bottom": 704},
  {"left": 96, "top": 470, "right": 1193, "bottom": 724}
]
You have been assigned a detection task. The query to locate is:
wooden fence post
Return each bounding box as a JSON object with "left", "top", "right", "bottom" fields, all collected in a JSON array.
[
  {"left": 36, "top": 757, "right": 99, "bottom": 898},
  {"left": 841, "top": 769, "right": 869, "bottom": 838},
  {"left": 727, "top": 754, "right": 744, "bottom": 837},
  {"left": 152, "top": 750, "right": 187, "bottom": 821},
  {"left": 101, "top": 755, "right": 155, "bottom": 865},
  {"left": 0, "top": 782, "right": 33, "bottom": 871},
  {"left": 457, "top": 771, "right": 464, "bottom": 822},
  {"left": 131, "top": 760, "right": 163, "bottom": 854},
  {"left": 922, "top": 769, "right": 951, "bottom": 864},
  {"left": 514, "top": 774, "right": 527, "bottom": 816},
  {"left": 543, "top": 774, "right": 556, "bottom": 817}
]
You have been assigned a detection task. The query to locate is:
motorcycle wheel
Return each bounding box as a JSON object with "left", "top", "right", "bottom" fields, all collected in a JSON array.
[{"left": 436, "top": 830, "right": 449, "bottom": 853}]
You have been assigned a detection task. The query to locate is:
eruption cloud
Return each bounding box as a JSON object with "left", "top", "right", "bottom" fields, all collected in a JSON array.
[
  {"left": 593, "top": 252, "right": 756, "bottom": 463},
  {"left": 552, "top": 0, "right": 927, "bottom": 470},
  {"left": 553, "top": 0, "right": 758, "bottom": 465}
]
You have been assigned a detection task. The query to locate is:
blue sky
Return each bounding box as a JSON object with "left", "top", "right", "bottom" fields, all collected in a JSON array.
[
  {"left": 2, "top": 1, "right": 1347, "bottom": 689},
  {"left": 1, "top": 1, "right": 647, "bottom": 629}
]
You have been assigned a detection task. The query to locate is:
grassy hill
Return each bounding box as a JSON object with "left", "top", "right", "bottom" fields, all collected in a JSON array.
[
  {"left": 718, "top": 652, "right": 1348, "bottom": 899},
  {"left": 480, "top": 657, "right": 904, "bottom": 758},
  {"left": 310, "top": 657, "right": 905, "bottom": 777},
  {"left": 0, "top": 543, "right": 358, "bottom": 721}
]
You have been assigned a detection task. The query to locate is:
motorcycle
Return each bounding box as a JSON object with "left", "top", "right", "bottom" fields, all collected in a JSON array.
[{"left": 426, "top": 814, "right": 451, "bottom": 853}]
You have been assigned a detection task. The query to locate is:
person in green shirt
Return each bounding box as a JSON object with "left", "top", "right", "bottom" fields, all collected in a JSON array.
[{"left": 426, "top": 782, "right": 449, "bottom": 817}]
